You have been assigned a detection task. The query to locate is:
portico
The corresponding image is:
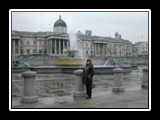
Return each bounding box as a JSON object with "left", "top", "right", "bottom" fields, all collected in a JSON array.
[
  {"left": 12, "top": 36, "right": 21, "bottom": 56},
  {"left": 94, "top": 41, "right": 108, "bottom": 57},
  {"left": 48, "top": 37, "right": 69, "bottom": 56}
]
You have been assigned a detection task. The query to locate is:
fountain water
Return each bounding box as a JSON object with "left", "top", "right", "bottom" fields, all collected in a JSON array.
[
  {"left": 69, "top": 33, "right": 78, "bottom": 50},
  {"left": 56, "top": 33, "right": 85, "bottom": 66},
  {"left": 69, "top": 33, "right": 82, "bottom": 57}
]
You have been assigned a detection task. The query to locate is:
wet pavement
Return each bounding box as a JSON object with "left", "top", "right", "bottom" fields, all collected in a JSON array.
[{"left": 11, "top": 68, "right": 149, "bottom": 109}]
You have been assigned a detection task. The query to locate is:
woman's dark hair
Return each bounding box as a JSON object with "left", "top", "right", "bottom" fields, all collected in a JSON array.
[{"left": 86, "top": 59, "right": 93, "bottom": 66}]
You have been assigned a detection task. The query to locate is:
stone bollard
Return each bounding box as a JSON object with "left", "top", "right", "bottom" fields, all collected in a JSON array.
[
  {"left": 21, "top": 71, "right": 38, "bottom": 103},
  {"left": 141, "top": 67, "right": 148, "bottom": 88},
  {"left": 73, "top": 69, "right": 85, "bottom": 98},
  {"left": 112, "top": 67, "right": 125, "bottom": 92}
]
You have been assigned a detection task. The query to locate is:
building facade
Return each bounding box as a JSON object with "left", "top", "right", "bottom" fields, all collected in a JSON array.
[
  {"left": 12, "top": 16, "right": 70, "bottom": 57},
  {"left": 12, "top": 16, "right": 133, "bottom": 57},
  {"left": 133, "top": 41, "right": 148, "bottom": 57},
  {"left": 77, "top": 31, "right": 132, "bottom": 57}
]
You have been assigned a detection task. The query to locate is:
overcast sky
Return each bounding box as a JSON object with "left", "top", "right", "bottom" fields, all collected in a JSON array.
[{"left": 12, "top": 11, "right": 148, "bottom": 44}]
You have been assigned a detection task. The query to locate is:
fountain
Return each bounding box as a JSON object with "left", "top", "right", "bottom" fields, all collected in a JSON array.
[
  {"left": 56, "top": 33, "right": 85, "bottom": 66},
  {"left": 12, "top": 57, "right": 31, "bottom": 72},
  {"left": 12, "top": 33, "right": 133, "bottom": 74}
]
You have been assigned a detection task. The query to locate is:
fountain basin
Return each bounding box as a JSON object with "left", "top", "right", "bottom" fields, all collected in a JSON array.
[
  {"left": 56, "top": 57, "right": 85, "bottom": 66},
  {"left": 12, "top": 65, "right": 132, "bottom": 74}
]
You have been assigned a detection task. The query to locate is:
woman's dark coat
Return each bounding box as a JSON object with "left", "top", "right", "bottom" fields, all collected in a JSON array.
[{"left": 82, "top": 65, "right": 94, "bottom": 84}]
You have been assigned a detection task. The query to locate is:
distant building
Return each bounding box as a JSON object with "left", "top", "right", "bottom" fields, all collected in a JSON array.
[
  {"left": 12, "top": 16, "right": 133, "bottom": 57},
  {"left": 12, "top": 15, "right": 70, "bottom": 57},
  {"left": 77, "top": 31, "right": 132, "bottom": 57},
  {"left": 133, "top": 41, "right": 148, "bottom": 57}
]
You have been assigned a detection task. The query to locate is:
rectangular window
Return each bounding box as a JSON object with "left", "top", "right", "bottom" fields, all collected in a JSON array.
[
  {"left": 28, "top": 41, "right": 29, "bottom": 45},
  {"left": 44, "top": 49, "right": 46, "bottom": 54},
  {"left": 86, "top": 44, "right": 88, "bottom": 47},
  {"left": 21, "top": 49, "right": 23, "bottom": 54},
  {"left": 86, "top": 51, "right": 88, "bottom": 55},
  {"left": 34, "top": 41, "right": 36, "bottom": 45},
  {"left": 27, "top": 49, "right": 30, "bottom": 54},
  {"left": 39, "top": 41, "right": 41, "bottom": 45},
  {"left": 91, "top": 51, "right": 93, "bottom": 55}
]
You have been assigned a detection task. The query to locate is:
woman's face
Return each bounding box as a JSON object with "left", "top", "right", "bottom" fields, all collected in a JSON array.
[{"left": 86, "top": 61, "right": 91, "bottom": 65}]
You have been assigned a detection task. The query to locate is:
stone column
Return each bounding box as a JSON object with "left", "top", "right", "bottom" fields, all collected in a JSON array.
[
  {"left": 59, "top": 39, "right": 61, "bottom": 54},
  {"left": 63, "top": 40, "right": 65, "bottom": 54},
  {"left": 73, "top": 69, "right": 85, "bottom": 98},
  {"left": 96, "top": 43, "right": 98, "bottom": 56},
  {"left": 98, "top": 43, "right": 100, "bottom": 56},
  {"left": 94, "top": 43, "right": 95, "bottom": 56},
  {"left": 101, "top": 43, "right": 103, "bottom": 56},
  {"left": 100, "top": 43, "right": 101, "bottom": 56},
  {"left": 36, "top": 40, "right": 39, "bottom": 53},
  {"left": 97, "top": 43, "right": 99, "bottom": 56},
  {"left": 104, "top": 44, "right": 105, "bottom": 56},
  {"left": 18, "top": 40, "right": 20, "bottom": 55},
  {"left": 49, "top": 40, "right": 52, "bottom": 55},
  {"left": 21, "top": 71, "right": 38, "bottom": 103},
  {"left": 67, "top": 40, "right": 69, "bottom": 49},
  {"left": 13, "top": 39, "right": 15, "bottom": 56},
  {"left": 112, "top": 67, "right": 125, "bottom": 92},
  {"left": 102, "top": 44, "right": 104, "bottom": 56},
  {"left": 141, "top": 67, "right": 148, "bottom": 88},
  {"left": 55, "top": 39, "right": 57, "bottom": 55},
  {"left": 105, "top": 44, "right": 107, "bottom": 56},
  {"left": 97, "top": 43, "right": 99, "bottom": 55},
  {"left": 47, "top": 40, "right": 48, "bottom": 54},
  {"left": 101, "top": 43, "right": 102, "bottom": 56}
]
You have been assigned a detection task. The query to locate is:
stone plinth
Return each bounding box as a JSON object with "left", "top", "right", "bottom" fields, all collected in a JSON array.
[
  {"left": 73, "top": 69, "right": 85, "bottom": 98},
  {"left": 141, "top": 67, "right": 148, "bottom": 88},
  {"left": 21, "top": 71, "right": 38, "bottom": 103},
  {"left": 112, "top": 67, "right": 125, "bottom": 92}
]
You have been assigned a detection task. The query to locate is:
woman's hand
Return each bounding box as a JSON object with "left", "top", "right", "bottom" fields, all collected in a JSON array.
[{"left": 88, "top": 75, "right": 91, "bottom": 79}]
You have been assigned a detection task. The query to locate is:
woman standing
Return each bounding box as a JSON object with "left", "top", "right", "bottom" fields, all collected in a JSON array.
[{"left": 82, "top": 59, "right": 95, "bottom": 99}]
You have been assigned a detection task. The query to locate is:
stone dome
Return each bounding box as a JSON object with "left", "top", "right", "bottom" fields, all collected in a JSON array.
[{"left": 54, "top": 15, "right": 67, "bottom": 27}]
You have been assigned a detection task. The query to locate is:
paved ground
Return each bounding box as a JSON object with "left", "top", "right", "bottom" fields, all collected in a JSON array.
[
  {"left": 12, "top": 85, "right": 148, "bottom": 108},
  {"left": 11, "top": 68, "right": 149, "bottom": 109}
]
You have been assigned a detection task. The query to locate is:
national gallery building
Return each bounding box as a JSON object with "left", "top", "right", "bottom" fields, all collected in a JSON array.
[{"left": 12, "top": 16, "right": 132, "bottom": 57}]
